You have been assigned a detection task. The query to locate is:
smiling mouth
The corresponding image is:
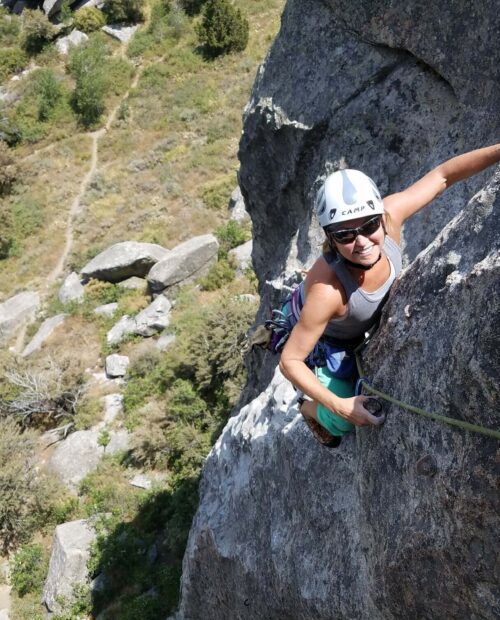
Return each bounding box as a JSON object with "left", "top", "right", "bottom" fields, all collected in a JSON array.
[{"left": 354, "top": 245, "right": 374, "bottom": 256}]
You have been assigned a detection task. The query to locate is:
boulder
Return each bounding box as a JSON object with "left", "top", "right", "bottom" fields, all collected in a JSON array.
[
  {"left": 94, "top": 302, "right": 119, "bottom": 317},
  {"left": 58, "top": 272, "right": 85, "bottom": 304},
  {"left": 106, "top": 295, "right": 171, "bottom": 345},
  {"left": 42, "top": 519, "right": 96, "bottom": 614},
  {"left": 228, "top": 240, "right": 252, "bottom": 275},
  {"left": 0, "top": 291, "right": 40, "bottom": 345},
  {"left": 147, "top": 235, "right": 219, "bottom": 293},
  {"left": 102, "top": 393, "right": 123, "bottom": 424},
  {"left": 106, "top": 315, "right": 135, "bottom": 346},
  {"left": 228, "top": 186, "right": 249, "bottom": 222},
  {"left": 81, "top": 241, "right": 169, "bottom": 283},
  {"left": 133, "top": 294, "right": 171, "bottom": 337},
  {"left": 156, "top": 332, "right": 175, "bottom": 352},
  {"left": 55, "top": 29, "right": 89, "bottom": 56},
  {"left": 105, "top": 354, "right": 129, "bottom": 378},
  {"left": 21, "top": 314, "right": 66, "bottom": 357},
  {"left": 129, "top": 474, "right": 152, "bottom": 490},
  {"left": 49, "top": 428, "right": 129, "bottom": 490},
  {"left": 102, "top": 24, "right": 138, "bottom": 44},
  {"left": 117, "top": 276, "right": 146, "bottom": 290},
  {"left": 43, "top": 0, "right": 65, "bottom": 16}
]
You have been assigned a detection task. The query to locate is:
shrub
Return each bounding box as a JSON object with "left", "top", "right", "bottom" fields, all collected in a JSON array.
[
  {"left": 73, "top": 7, "right": 106, "bottom": 33},
  {"left": 59, "top": 0, "right": 74, "bottom": 25},
  {"left": 215, "top": 220, "right": 249, "bottom": 255},
  {"left": 30, "top": 68, "right": 63, "bottom": 121},
  {"left": 0, "top": 206, "right": 14, "bottom": 259},
  {"left": 11, "top": 543, "right": 48, "bottom": 597},
  {"left": 0, "top": 358, "right": 85, "bottom": 428},
  {"left": 0, "top": 418, "right": 54, "bottom": 552},
  {"left": 0, "top": 140, "right": 18, "bottom": 197},
  {"left": 67, "top": 39, "right": 108, "bottom": 127},
  {"left": 21, "top": 9, "right": 56, "bottom": 54},
  {"left": 196, "top": 0, "right": 249, "bottom": 57},
  {"left": 179, "top": 0, "right": 208, "bottom": 16},
  {"left": 0, "top": 8, "right": 21, "bottom": 46},
  {"left": 102, "top": 0, "right": 144, "bottom": 24},
  {"left": 0, "top": 46, "right": 28, "bottom": 81},
  {"left": 199, "top": 257, "right": 235, "bottom": 290}
]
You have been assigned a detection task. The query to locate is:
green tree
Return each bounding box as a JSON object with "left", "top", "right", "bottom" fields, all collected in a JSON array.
[
  {"left": 21, "top": 9, "right": 56, "bottom": 54},
  {"left": 67, "top": 39, "right": 107, "bottom": 127},
  {"left": 179, "top": 0, "right": 208, "bottom": 16},
  {"left": 60, "top": 0, "right": 73, "bottom": 25},
  {"left": 102, "top": 0, "right": 144, "bottom": 23},
  {"left": 196, "top": 0, "right": 249, "bottom": 57},
  {"left": 31, "top": 69, "right": 63, "bottom": 122}
]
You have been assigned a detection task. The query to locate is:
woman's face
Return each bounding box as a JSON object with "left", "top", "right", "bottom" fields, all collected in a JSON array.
[{"left": 332, "top": 215, "right": 385, "bottom": 266}]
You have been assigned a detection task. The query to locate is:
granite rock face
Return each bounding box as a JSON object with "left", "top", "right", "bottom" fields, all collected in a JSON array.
[
  {"left": 176, "top": 0, "right": 500, "bottom": 618},
  {"left": 0, "top": 291, "right": 40, "bottom": 345},
  {"left": 177, "top": 172, "right": 500, "bottom": 619}
]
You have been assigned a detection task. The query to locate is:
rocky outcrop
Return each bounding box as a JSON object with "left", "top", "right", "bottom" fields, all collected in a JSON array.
[
  {"left": 228, "top": 186, "right": 249, "bottom": 222},
  {"left": 177, "top": 171, "right": 500, "bottom": 619},
  {"left": 147, "top": 234, "right": 219, "bottom": 293},
  {"left": 81, "top": 241, "right": 169, "bottom": 283},
  {"left": 49, "top": 428, "right": 129, "bottom": 490},
  {"left": 102, "top": 24, "right": 138, "bottom": 44},
  {"left": 43, "top": 519, "right": 96, "bottom": 614},
  {"left": 228, "top": 240, "right": 252, "bottom": 275},
  {"left": 176, "top": 0, "right": 500, "bottom": 618},
  {"left": 59, "top": 272, "right": 85, "bottom": 304},
  {"left": 21, "top": 314, "right": 66, "bottom": 357},
  {"left": 106, "top": 294, "right": 171, "bottom": 345},
  {"left": 55, "top": 29, "right": 88, "bottom": 55},
  {"left": 0, "top": 291, "right": 40, "bottom": 345},
  {"left": 105, "top": 354, "right": 129, "bottom": 378}
]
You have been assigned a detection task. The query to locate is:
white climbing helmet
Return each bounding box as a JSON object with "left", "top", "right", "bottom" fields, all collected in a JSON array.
[{"left": 315, "top": 169, "right": 384, "bottom": 228}]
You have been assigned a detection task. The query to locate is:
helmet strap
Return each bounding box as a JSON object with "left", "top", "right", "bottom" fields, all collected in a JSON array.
[{"left": 341, "top": 252, "right": 382, "bottom": 271}]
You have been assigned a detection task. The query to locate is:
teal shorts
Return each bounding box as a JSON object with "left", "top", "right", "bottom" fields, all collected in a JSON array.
[{"left": 315, "top": 365, "right": 355, "bottom": 436}]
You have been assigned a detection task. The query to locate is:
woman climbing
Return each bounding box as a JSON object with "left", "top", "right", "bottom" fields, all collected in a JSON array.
[{"left": 278, "top": 143, "right": 500, "bottom": 447}]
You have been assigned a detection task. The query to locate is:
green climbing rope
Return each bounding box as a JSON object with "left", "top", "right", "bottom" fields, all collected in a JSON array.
[{"left": 354, "top": 352, "right": 500, "bottom": 440}]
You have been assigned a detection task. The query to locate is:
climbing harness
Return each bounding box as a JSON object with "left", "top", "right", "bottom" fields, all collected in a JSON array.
[{"left": 354, "top": 350, "right": 500, "bottom": 440}]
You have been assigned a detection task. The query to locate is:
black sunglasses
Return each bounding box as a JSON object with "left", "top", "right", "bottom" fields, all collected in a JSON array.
[{"left": 327, "top": 215, "right": 382, "bottom": 245}]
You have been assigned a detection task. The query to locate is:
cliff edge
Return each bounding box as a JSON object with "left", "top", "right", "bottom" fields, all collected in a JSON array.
[{"left": 175, "top": 1, "right": 500, "bottom": 618}]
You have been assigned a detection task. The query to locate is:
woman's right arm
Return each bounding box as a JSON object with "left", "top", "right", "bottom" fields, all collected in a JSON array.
[{"left": 279, "top": 277, "right": 383, "bottom": 428}]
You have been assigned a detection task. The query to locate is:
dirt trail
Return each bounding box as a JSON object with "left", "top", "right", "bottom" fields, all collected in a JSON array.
[{"left": 13, "top": 56, "right": 146, "bottom": 354}]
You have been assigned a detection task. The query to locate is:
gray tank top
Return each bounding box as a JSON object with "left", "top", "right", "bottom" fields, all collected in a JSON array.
[{"left": 300, "top": 236, "right": 402, "bottom": 343}]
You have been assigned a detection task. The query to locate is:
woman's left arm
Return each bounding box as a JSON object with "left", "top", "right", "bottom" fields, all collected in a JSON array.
[{"left": 384, "top": 143, "right": 500, "bottom": 226}]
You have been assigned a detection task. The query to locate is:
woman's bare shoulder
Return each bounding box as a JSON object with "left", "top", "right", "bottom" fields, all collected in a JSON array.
[{"left": 303, "top": 255, "right": 344, "bottom": 315}]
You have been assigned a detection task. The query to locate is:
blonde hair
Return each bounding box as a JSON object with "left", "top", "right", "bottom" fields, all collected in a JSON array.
[{"left": 322, "top": 211, "right": 393, "bottom": 256}]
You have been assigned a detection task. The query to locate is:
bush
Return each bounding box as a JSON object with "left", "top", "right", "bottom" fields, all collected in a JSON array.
[
  {"left": 0, "top": 358, "right": 85, "bottom": 428},
  {"left": 102, "top": 0, "right": 144, "bottom": 24},
  {"left": 0, "top": 418, "right": 54, "bottom": 552},
  {"left": 30, "top": 68, "right": 63, "bottom": 121},
  {"left": 0, "top": 205, "right": 14, "bottom": 259},
  {"left": 0, "top": 8, "right": 21, "bottom": 46},
  {"left": 196, "top": 0, "right": 249, "bottom": 57},
  {"left": 0, "top": 46, "right": 28, "bottom": 81},
  {"left": 179, "top": 0, "right": 208, "bottom": 16},
  {"left": 215, "top": 220, "right": 249, "bottom": 255},
  {"left": 0, "top": 140, "right": 18, "bottom": 197},
  {"left": 21, "top": 9, "right": 56, "bottom": 54},
  {"left": 11, "top": 543, "right": 48, "bottom": 597},
  {"left": 67, "top": 39, "right": 108, "bottom": 127},
  {"left": 73, "top": 7, "right": 107, "bottom": 33},
  {"left": 199, "top": 257, "right": 235, "bottom": 290}
]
